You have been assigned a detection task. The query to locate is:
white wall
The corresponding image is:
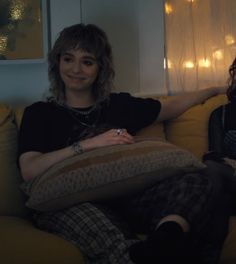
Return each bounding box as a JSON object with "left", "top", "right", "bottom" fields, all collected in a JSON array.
[
  {"left": 82, "top": 0, "right": 140, "bottom": 94},
  {"left": 50, "top": 0, "right": 82, "bottom": 44},
  {"left": 0, "top": 0, "right": 165, "bottom": 104},
  {"left": 138, "top": 0, "right": 165, "bottom": 96},
  {"left": 82, "top": 0, "right": 165, "bottom": 96}
]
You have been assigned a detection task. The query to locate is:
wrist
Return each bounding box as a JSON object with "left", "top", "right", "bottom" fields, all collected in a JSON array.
[{"left": 72, "top": 141, "right": 84, "bottom": 155}]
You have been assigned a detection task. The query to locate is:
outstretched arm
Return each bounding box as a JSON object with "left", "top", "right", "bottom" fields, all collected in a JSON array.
[{"left": 157, "top": 86, "right": 227, "bottom": 122}]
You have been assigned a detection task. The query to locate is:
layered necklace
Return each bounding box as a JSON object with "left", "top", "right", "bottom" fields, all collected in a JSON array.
[
  {"left": 60, "top": 102, "right": 100, "bottom": 128},
  {"left": 53, "top": 99, "right": 104, "bottom": 144}
]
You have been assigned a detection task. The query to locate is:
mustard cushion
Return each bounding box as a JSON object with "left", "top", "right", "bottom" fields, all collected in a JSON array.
[
  {"left": 136, "top": 122, "right": 166, "bottom": 139},
  {"left": 21, "top": 140, "right": 205, "bottom": 212},
  {"left": 0, "top": 216, "right": 84, "bottom": 264},
  {"left": 165, "top": 95, "right": 228, "bottom": 159},
  {"left": 14, "top": 106, "right": 25, "bottom": 130},
  {"left": 0, "top": 104, "right": 27, "bottom": 216}
]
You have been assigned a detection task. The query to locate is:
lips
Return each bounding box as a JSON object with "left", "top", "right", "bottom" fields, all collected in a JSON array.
[{"left": 68, "top": 75, "right": 87, "bottom": 81}]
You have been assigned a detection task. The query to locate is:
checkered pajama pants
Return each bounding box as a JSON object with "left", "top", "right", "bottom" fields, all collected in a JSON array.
[{"left": 33, "top": 172, "right": 215, "bottom": 264}]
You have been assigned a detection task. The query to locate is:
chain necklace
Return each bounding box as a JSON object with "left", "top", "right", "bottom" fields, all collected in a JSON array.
[
  {"left": 61, "top": 102, "right": 97, "bottom": 116},
  {"left": 54, "top": 101, "right": 101, "bottom": 128}
]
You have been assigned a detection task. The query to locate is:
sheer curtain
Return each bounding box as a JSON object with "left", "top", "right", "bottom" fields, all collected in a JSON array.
[{"left": 164, "top": 0, "right": 236, "bottom": 94}]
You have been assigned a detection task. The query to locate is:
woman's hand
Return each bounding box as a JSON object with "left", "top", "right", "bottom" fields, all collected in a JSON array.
[
  {"left": 80, "top": 128, "right": 135, "bottom": 151},
  {"left": 20, "top": 128, "right": 134, "bottom": 181}
]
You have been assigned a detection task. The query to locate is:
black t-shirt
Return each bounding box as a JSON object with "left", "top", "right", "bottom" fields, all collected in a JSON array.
[
  {"left": 208, "top": 103, "right": 236, "bottom": 158},
  {"left": 18, "top": 92, "right": 161, "bottom": 155}
]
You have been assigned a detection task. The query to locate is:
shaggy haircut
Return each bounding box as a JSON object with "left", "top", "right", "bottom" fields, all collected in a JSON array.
[
  {"left": 227, "top": 57, "right": 236, "bottom": 102},
  {"left": 48, "top": 23, "right": 115, "bottom": 103}
]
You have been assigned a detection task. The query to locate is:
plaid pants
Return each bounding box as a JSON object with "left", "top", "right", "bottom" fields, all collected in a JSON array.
[{"left": 33, "top": 172, "right": 218, "bottom": 264}]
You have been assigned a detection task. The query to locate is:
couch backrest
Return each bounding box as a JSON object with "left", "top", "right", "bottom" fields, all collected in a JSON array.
[
  {"left": 0, "top": 94, "right": 228, "bottom": 216},
  {"left": 0, "top": 104, "right": 28, "bottom": 217},
  {"left": 165, "top": 94, "right": 228, "bottom": 159}
]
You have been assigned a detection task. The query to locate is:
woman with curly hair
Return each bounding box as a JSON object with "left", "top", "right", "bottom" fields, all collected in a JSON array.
[
  {"left": 207, "top": 57, "right": 236, "bottom": 159},
  {"left": 47, "top": 23, "right": 114, "bottom": 104},
  {"left": 19, "top": 23, "right": 227, "bottom": 264},
  {"left": 204, "top": 57, "right": 236, "bottom": 215}
]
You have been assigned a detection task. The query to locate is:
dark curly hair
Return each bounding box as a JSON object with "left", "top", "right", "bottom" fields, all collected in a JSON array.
[
  {"left": 47, "top": 23, "right": 115, "bottom": 103},
  {"left": 227, "top": 57, "right": 236, "bottom": 102}
]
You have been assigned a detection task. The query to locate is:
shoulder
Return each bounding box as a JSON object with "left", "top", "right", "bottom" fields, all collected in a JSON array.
[
  {"left": 109, "top": 92, "right": 160, "bottom": 105},
  {"left": 109, "top": 92, "right": 132, "bottom": 102},
  {"left": 103, "top": 93, "right": 134, "bottom": 110},
  {"left": 226, "top": 102, "right": 236, "bottom": 113},
  {"left": 24, "top": 101, "right": 59, "bottom": 114},
  {"left": 210, "top": 103, "right": 234, "bottom": 119},
  {"left": 22, "top": 101, "right": 61, "bottom": 122},
  {"left": 208, "top": 104, "right": 226, "bottom": 122},
  {"left": 211, "top": 104, "right": 225, "bottom": 114},
  {"left": 25, "top": 101, "right": 51, "bottom": 111},
  {"left": 107, "top": 92, "right": 161, "bottom": 116}
]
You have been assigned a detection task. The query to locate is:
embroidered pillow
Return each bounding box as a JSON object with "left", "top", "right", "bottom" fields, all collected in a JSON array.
[{"left": 21, "top": 139, "right": 206, "bottom": 212}]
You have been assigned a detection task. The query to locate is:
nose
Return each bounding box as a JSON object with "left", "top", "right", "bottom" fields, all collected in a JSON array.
[{"left": 72, "top": 61, "right": 82, "bottom": 73}]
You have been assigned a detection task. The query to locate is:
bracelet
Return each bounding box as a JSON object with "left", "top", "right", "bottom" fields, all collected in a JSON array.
[{"left": 72, "top": 141, "right": 84, "bottom": 155}]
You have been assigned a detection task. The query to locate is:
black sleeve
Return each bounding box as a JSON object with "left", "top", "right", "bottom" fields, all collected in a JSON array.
[
  {"left": 109, "top": 93, "right": 161, "bottom": 134},
  {"left": 208, "top": 106, "right": 225, "bottom": 154},
  {"left": 18, "top": 102, "right": 49, "bottom": 156}
]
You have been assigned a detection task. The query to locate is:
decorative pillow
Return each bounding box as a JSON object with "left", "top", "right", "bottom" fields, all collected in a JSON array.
[{"left": 21, "top": 139, "right": 206, "bottom": 212}]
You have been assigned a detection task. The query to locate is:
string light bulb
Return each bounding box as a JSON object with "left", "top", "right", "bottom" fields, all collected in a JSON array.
[
  {"left": 213, "top": 50, "right": 224, "bottom": 60},
  {"left": 164, "top": 58, "right": 173, "bottom": 69},
  {"left": 183, "top": 61, "right": 195, "bottom": 68},
  {"left": 199, "top": 58, "right": 211, "bottom": 68},
  {"left": 165, "top": 3, "right": 173, "bottom": 15},
  {"left": 225, "top": 34, "right": 235, "bottom": 45}
]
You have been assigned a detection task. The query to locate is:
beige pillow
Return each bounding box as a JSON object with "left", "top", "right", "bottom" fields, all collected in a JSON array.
[{"left": 21, "top": 139, "right": 205, "bottom": 212}]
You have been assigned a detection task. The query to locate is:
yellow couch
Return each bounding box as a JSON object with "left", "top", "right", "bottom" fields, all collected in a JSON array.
[{"left": 0, "top": 94, "right": 235, "bottom": 264}]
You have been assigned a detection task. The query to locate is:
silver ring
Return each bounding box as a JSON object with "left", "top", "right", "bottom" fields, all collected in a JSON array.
[{"left": 116, "top": 128, "right": 123, "bottom": 135}]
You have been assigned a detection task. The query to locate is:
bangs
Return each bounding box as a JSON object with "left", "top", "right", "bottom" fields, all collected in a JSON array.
[
  {"left": 48, "top": 23, "right": 114, "bottom": 103},
  {"left": 58, "top": 28, "right": 105, "bottom": 59}
]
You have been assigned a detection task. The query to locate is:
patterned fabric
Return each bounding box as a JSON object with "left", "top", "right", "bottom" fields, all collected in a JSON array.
[
  {"left": 119, "top": 172, "right": 212, "bottom": 235},
  {"left": 224, "top": 130, "right": 236, "bottom": 159},
  {"left": 34, "top": 203, "right": 137, "bottom": 264},
  {"left": 22, "top": 140, "right": 205, "bottom": 212},
  {"left": 34, "top": 172, "right": 213, "bottom": 264}
]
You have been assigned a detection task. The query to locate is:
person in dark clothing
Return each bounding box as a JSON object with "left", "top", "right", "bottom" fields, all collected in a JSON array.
[
  {"left": 204, "top": 57, "right": 236, "bottom": 214},
  {"left": 19, "top": 23, "right": 227, "bottom": 264},
  {"left": 206, "top": 57, "right": 236, "bottom": 159}
]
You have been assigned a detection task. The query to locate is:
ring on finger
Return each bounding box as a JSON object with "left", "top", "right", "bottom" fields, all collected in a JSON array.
[{"left": 116, "top": 128, "right": 123, "bottom": 135}]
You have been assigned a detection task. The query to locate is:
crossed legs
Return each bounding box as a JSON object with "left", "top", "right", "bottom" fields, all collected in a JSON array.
[{"left": 33, "top": 171, "right": 228, "bottom": 264}]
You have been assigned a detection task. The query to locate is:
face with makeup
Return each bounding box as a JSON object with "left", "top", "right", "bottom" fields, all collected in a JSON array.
[
  {"left": 59, "top": 48, "right": 99, "bottom": 95},
  {"left": 48, "top": 24, "right": 114, "bottom": 103}
]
